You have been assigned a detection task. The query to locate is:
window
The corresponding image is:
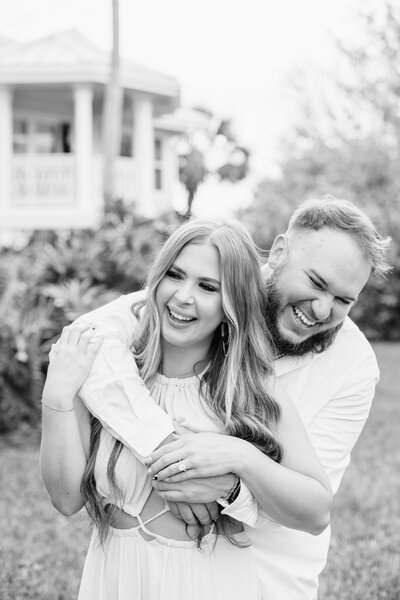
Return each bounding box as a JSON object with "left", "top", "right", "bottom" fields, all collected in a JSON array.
[
  {"left": 155, "top": 168, "right": 162, "bottom": 190},
  {"left": 34, "top": 121, "right": 71, "bottom": 154},
  {"left": 155, "top": 138, "right": 162, "bottom": 161},
  {"left": 13, "top": 119, "right": 29, "bottom": 154},
  {"left": 120, "top": 132, "right": 133, "bottom": 157},
  {"left": 61, "top": 123, "right": 72, "bottom": 153},
  {"left": 35, "top": 122, "right": 58, "bottom": 153},
  {"left": 154, "top": 137, "right": 163, "bottom": 190},
  {"left": 13, "top": 117, "right": 72, "bottom": 154}
]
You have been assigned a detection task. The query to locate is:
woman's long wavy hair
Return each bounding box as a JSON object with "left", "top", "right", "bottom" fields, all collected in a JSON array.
[{"left": 81, "top": 219, "right": 283, "bottom": 546}]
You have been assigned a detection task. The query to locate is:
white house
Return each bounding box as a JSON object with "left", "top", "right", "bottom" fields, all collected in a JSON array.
[{"left": 0, "top": 30, "right": 185, "bottom": 230}]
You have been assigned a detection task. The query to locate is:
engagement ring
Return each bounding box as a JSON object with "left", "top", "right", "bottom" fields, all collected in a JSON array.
[{"left": 178, "top": 459, "right": 187, "bottom": 472}]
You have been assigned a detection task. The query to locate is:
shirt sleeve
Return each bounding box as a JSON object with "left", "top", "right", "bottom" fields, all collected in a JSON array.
[
  {"left": 306, "top": 347, "right": 379, "bottom": 494},
  {"left": 220, "top": 336, "right": 379, "bottom": 525},
  {"left": 75, "top": 292, "right": 174, "bottom": 463},
  {"left": 219, "top": 482, "right": 275, "bottom": 527}
]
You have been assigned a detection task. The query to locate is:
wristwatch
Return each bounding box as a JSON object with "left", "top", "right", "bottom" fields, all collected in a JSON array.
[{"left": 225, "top": 474, "right": 241, "bottom": 505}]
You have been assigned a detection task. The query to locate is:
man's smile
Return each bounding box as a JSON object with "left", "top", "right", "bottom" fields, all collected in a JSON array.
[{"left": 292, "top": 305, "right": 320, "bottom": 329}]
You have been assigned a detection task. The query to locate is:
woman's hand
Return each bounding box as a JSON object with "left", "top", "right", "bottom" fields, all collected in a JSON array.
[
  {"left": 42, "top": 324, "right": 103, "bottom": 408},
  {"left": 145, "top": 432, "right": 247, "bottom": 482}
]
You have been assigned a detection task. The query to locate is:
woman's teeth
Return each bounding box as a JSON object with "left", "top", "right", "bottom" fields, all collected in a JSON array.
[{"left": 168, "top": 308, "right": 195, "bottom": 323}]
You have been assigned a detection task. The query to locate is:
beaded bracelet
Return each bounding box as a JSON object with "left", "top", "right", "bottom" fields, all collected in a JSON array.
[
  {"left": 225, "top": 474, "right": 241, "bottom": 504},
  {"left": 41, "top": 398, "right": 75, "bottom": 412}
]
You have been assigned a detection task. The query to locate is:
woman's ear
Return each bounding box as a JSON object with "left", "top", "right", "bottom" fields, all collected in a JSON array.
[{"left": 268, "top": 234, "right": 288, "bottom": 269}]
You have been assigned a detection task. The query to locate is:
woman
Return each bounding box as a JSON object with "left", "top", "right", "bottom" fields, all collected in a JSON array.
[{"left": 40, "top": 220, "right": 331, "bottom": 600}]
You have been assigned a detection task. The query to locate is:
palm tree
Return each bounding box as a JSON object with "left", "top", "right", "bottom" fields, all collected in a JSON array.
[{"left": 179, "top": 114, "right": 250, "bottom": 218}]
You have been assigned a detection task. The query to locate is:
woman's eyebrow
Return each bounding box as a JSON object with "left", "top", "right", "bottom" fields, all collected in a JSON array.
[
  {"left": 170, "top": 264, "right": 185, "bottom": 274},
  {"left": 199, "top": 277, "right": 221, "bottom": 285},
  {"left": 172, "top": 264, "right": 220, "bottom": 286}
]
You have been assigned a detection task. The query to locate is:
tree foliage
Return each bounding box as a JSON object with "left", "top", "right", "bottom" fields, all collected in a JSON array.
[
  {"left": 179, "top": 110, "right": 250, "bottom": 217},
  {"left": 239, "top": 0, "right": 400, "bottom": 340}
]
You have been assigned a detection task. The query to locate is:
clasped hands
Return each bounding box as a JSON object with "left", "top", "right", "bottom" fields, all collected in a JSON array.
[{"left": 144, "top": 429, "right": 243, "bottom": 532}]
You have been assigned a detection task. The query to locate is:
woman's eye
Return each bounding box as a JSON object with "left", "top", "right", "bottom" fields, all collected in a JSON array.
[
  {"left": 166, "top": 269, "right": 181, "bottom": 280},
  {"left": 200, "top": 283, "right": 217, "bottom": 292},
  {"left": 337, "top": 297, "right": 351, "bottom": 305}
]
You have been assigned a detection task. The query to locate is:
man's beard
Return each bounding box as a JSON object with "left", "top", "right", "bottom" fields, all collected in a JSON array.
[{"left": 264, "top": 277, "right": 343, "bottom": 357}]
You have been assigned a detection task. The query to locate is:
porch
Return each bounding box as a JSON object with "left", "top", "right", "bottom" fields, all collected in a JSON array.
[
  {"left": 3, "top": 153, "right": 172, "bottom": 230},
  {"left": 0, "top": 30, "right": 182, "bottom": 230}
]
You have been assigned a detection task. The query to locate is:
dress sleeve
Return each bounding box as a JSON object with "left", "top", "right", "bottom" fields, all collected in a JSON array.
[{"left": 75, "top": 292, "right": 174, "bottom": 463}]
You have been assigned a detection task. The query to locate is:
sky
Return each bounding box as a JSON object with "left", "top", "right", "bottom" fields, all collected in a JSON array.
[{"left": 0, "top": 0, "right": 363, "bottom": 216}]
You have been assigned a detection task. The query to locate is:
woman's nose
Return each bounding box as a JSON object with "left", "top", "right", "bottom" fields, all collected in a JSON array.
[{"left": 174, "top": 283, "right": 195, "bottom": 304}]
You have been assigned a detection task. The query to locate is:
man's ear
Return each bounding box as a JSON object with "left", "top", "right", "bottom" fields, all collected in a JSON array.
[{"left": 268, "top": 234, "right": 288, "bottom": 269}]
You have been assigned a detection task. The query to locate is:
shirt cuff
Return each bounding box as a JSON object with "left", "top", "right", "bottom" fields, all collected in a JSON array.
[{"left": 219, "top": 481, "right": 260, "bottom": 527}]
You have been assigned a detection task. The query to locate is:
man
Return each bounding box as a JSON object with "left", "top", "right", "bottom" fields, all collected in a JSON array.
[{"left": 76, "top": 197, "right": 390, "bottom": 600}]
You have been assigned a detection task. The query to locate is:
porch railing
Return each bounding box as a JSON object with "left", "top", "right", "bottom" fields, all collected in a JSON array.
[
  {"left": 11, "top": 155, "right": 137, "bottom": 204},
  {"left": 11, "top": 155, "right": 75, "bottom": 203}
]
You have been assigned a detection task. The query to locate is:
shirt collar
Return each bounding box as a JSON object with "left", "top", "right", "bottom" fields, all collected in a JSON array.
[{"left": 274, "top": 351, "right": 314, "bottom": 376}]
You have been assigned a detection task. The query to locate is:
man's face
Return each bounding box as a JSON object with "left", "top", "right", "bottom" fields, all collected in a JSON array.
[{"left": 265, "top": 227, "right": 372, "bottom": 355}]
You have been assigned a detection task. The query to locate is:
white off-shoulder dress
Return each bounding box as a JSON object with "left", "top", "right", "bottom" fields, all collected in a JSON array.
[{"left": 78, "top": 372, "right": 261, "bottom": 600}]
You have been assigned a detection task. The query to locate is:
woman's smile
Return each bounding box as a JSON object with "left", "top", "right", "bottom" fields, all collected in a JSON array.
[{"left": 167, "top": 306, "right": 197, "bottom": 325}]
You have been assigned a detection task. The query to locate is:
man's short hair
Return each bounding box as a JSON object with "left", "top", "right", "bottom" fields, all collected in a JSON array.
[{"left": 287, "top": 195, "right": 391, "bottom": 278}]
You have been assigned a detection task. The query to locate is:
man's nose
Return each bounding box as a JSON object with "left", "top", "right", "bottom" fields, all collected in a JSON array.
[{"left": 311, "top": 296, "right": 333, "bottom": 322}]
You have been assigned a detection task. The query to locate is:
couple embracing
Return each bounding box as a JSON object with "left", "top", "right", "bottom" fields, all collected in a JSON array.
[{"left": 41, "top": 196, "right": 390, "bottom": 600}]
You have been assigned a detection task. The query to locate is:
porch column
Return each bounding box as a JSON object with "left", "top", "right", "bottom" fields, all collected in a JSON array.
[
  {"left": 0, "top": 85, "right": 13, "bottom": 220},
  {"left": 132, "top": 92, "right": 155, "bottom": 216},
  {"left": 74, "top": 85, "right": 93, "bottom": 213}
]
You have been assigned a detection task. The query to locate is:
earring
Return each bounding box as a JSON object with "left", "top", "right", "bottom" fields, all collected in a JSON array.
[{"left": 221, "top": 322, "right": 231, "bottom": 357}]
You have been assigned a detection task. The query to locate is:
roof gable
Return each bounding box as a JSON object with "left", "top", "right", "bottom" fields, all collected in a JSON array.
[
  {"left": 0, "top": 29, "right": 105, "bottom": 67},
  {"left": 0, "top": 29, "right": 179, "bottom": 105}
]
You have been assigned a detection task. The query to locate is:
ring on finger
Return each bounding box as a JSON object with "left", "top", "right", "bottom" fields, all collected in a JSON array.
[{"left": 178, "top": 459, "right": 187, "bottom": 472}]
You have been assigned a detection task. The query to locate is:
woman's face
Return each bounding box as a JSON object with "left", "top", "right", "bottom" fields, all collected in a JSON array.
[{"left": 155, "top": 241, "right": 225, "bottom": 354}]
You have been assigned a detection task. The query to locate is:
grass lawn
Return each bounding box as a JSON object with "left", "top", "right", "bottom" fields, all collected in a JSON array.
[
  {"left": 0, "top": 429, "right": 90, "bottom": 600},
  {"left": 0, "top": 342, "right": 399, "bottom": 599},
  {"left": 318, "top": 342, "right": 400, "bottom": 600}
]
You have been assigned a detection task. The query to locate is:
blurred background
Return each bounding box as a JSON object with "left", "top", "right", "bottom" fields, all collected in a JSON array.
[{"left": 0, "top": 1, "right": 399, "bottom": 598}]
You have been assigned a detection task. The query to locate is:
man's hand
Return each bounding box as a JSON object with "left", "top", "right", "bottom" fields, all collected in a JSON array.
[
  {"left": 153, "top": 473, "right": 236, "bottom": 504},
  {"left": 42, "top": 324, "right": 103, "bottom": 408},
  {"left": 167, "top": 501, "right": 220, "bottom": 539},
  {"left": 168, "top": 500, "right": 220, "bottom": 524}
]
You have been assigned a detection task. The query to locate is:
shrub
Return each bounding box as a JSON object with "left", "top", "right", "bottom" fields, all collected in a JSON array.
[{"left": 0, "top": 200, "right": 180, "bottom": 433}]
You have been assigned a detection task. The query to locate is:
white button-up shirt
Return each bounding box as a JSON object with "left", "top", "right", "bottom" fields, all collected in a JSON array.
[{"left": 77, "top": 291, "right": 379, "bottom": 600}]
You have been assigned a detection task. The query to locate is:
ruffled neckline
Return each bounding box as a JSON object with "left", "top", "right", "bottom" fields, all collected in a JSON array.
[
  {"left": 154, "top": 371, "right": 202, "bottom": 387},
  {"left": 154, "top": 364, "right": 209, "bottom": 388}
]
